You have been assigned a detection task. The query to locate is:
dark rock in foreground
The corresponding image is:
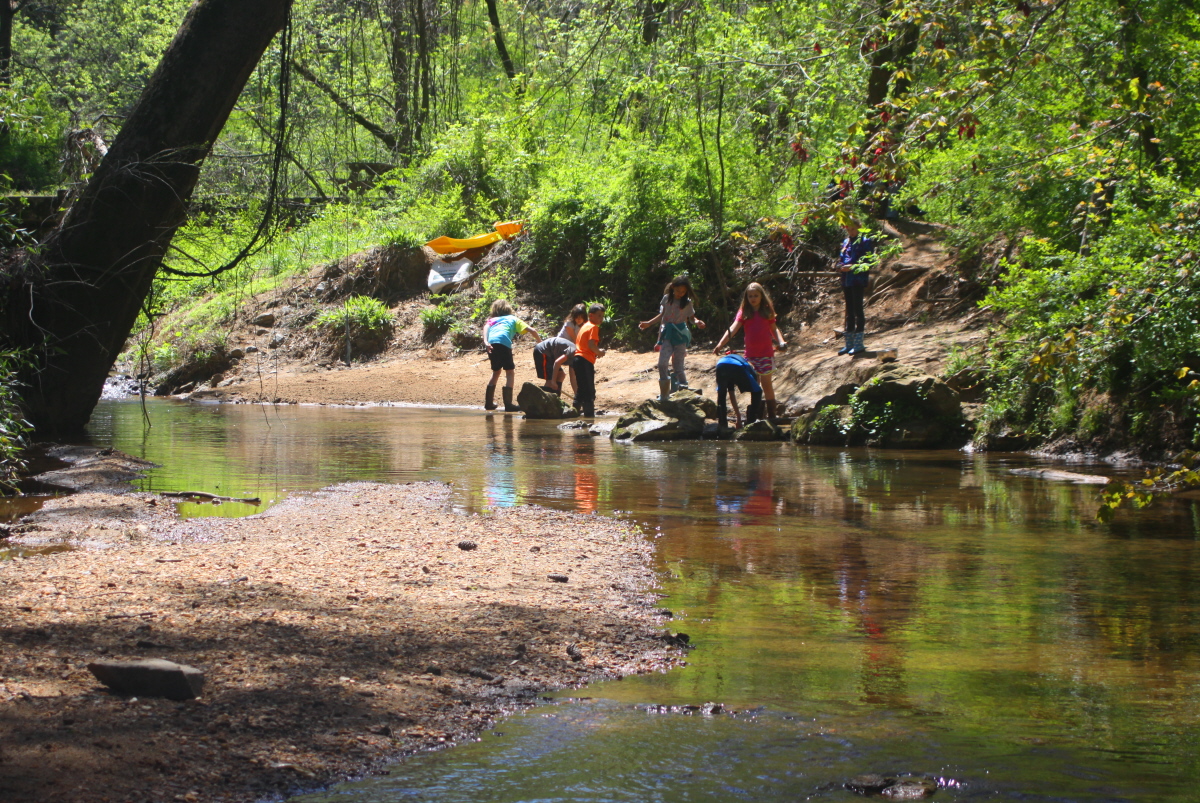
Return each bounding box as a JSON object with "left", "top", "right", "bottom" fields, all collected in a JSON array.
[
  {"left": 87, "top": 658, "right": 205, "bottom": 700},
  {"left": 518, "top": 382, "right": 577, "bottom": 419}
]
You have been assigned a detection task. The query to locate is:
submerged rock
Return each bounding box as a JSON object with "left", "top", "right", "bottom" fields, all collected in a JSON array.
[
  {"left": 518, "top": 382, "right": 577, "bottom": 419},
  {"left": 87, "top": 658, "right": 205, "bottom": 700},
  {"left": 880, "top": 776, "right": 938, "bottom": 799},
  {"left": 846, "top": 774, "right": 938, "bottom": 799},
  {"left": 846, "top": 774, "right": 895, "bottom": 794}
]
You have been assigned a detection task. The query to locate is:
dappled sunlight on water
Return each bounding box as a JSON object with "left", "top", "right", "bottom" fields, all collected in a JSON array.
[{"left": 84, "top": 399, "right": 1200, "bottom": 801}]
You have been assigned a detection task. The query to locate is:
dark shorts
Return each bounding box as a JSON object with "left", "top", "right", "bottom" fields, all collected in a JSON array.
[
  {"left": 534, "top": 349, "right": 553, "bottom": 379},
  {"left": 488, "top": 343, "right": 514, "bottom": 371}
]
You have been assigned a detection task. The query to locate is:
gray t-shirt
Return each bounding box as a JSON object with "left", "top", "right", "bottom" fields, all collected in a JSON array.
[
  {"left": 556, "top": 320, "right": 579, "bottom": 342},
  {"left": 659, "top": 295, "right": 694, "bottom": 325},
  {"left": 535, "top": 337, "right": 576, "bottom": 364}
]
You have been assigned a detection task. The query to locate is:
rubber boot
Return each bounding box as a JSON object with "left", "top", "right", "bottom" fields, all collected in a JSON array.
[
  {"left": 502, "top": 386, "right": 520, "bottom": 412},
  {"left": 484, "top": 384, "right": 497, "bottom": 410},
  {"left": 658, "top": 379, "right": 671, "bottom": 402},
  {"left": 838, "top": 332, "right": 853, "bottom": 355},
  {"left": 849, "top": 331, "right": 865, "bottom": 357},
  {"left": 766, "top": 399, "right": 778, "bottom": 422}
]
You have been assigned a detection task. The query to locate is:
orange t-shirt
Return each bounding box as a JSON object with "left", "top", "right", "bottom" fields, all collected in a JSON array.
[{"left": 575, "top": 322, "right": 599, "bottom": 363}]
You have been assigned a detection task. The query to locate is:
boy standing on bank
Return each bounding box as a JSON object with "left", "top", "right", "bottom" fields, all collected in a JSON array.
[{"left": 570, "top": 303, "right": 606, "bottom": 417}]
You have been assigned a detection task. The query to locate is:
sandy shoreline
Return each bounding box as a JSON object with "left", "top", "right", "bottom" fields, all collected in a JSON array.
[{"left": 0, "top": 477, "right": 682, "bottom": 802}]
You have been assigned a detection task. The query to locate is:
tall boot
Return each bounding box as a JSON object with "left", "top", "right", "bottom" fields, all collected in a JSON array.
[
  {"left": 502, "top": 386, "right": 520, "bottom": 412},
  {"left": 838, "top": 331, "right": 853, "bottom": 355},
  {"left": 658, "top": 379, "right": 671, "bottom": 402},
  {"left": 849, "top": 331, "right": 865, "bottom": 357},
  {"left": 484, "top": 384, "right": 497, "bottom": 410},
  {"left": 766, "top": 399, "right": 778, "bottom": 421}
]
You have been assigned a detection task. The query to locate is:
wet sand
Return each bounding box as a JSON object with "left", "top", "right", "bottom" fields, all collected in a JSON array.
[{"left": 0, "top": 478, "right": 681, "bottom": 802}]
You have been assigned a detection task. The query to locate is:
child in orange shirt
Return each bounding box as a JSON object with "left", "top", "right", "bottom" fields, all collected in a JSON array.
[{"left": 569, "top": 303, "right": 606, "bottom": 417}]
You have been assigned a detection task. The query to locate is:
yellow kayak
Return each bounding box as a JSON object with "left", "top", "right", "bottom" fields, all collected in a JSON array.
[{"left": 425, "top": 221, "right": 524, "bottom": 255}]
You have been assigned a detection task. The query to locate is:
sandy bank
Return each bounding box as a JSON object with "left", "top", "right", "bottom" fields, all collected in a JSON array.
[{"left": 0, "top": 480, "right": 681, "bottom": 802}]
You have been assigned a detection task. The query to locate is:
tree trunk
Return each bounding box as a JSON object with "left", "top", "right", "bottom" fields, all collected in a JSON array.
[
  {"left": 0, "top": 1, "right": 17, "bottom": 86},
  {"left": 386, "top": 0, "right": 414, "bottom": 158},
  {"left": 865, "top": 22, "right": 920, "bottom": 109},
  {"left": 484, "top": 0, "right": 517, "bottom": 82},
  {"left": 2, "top": 0, "right": 292, "bottom": 436}
]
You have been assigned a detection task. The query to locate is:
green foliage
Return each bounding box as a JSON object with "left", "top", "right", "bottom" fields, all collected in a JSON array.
[
  {"left": 0, "top": 349, "right": 32, "bottom": 489},
  {"left": 978, "top": 174, "right": 1200, "bottom": 444},
  {"left": 151, "top": 341, "right": 180, "bottom": 373},
  {"left": 419, "top": 301, "right": 455, "bottom": 335},
  {"left": 314, "top": 295, "right": 393, "bottom": 334},
  {"left": 1098, "top": 451, "right": 1200, "bottom": 522},
  {"left": 471, "top": 267, "right": 519, "bottom": 323}
]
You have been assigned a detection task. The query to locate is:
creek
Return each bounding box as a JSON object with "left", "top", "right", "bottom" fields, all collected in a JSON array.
[{"left": 78, "top": 399, "right": 1200, "bottom": 801}]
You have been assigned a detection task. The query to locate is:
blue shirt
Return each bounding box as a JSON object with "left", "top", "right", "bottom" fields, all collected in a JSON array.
[
  {"left": 840, "top": 236, "right": 876, "bottom": 287},
  {"left": 716, "top": 354, "right": 762, "bottom": 393},
  {"left": 485, "top": 315, "right": 530, "bottom": 347}
]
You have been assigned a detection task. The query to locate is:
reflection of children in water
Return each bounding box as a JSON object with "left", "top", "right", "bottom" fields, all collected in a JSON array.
[
  {"left": 483, "top": 415, "right": 518, "bottom": 508},
  {"left": 834, "top": 535, "right": 912, "bottom": 708},
  {"left": 572, "top": 441, "right": 599, "bottom": 514},
  {"left": 714, "top": 454, "right": 784, "bottom": 528}
]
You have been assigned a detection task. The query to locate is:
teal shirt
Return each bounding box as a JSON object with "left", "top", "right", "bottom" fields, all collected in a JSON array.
[{"left": 485, "top": 315, "right": 530, "bottom": 347}]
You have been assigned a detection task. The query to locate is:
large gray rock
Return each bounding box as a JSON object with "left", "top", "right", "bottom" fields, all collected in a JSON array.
[
  {"left": 251, "top": 312, "right": 276, "bottom": 327},
  {"left": 664, "top": 388, "right": 718, "bottom": 419},
  {"left": 518, "top": 382, "right": 576, "bottom": 419},
  {"left": 611, "top": 388, "right": 718, "bottom": 441},
  {"left": 87, "top": 658, "right": 205, "bottom": 700},
  {"left": 792, "top": 363, "right": 968, "bottom": 448},
  {"left": 855, "top": 363, "right": 961, "bottom": 417}
]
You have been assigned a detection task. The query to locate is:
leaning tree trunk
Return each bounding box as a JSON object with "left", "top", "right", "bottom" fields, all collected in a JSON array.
[{"left": 2, "top": 0, "right": 292, "bottom": 436}]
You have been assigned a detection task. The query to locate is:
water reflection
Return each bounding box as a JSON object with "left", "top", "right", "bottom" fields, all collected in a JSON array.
[{"left": 81, "top": 399, "right": 1200, "bottom": 801}]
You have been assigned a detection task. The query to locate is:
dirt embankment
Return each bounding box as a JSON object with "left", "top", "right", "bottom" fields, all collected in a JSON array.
[
  {"left": 0, "top": 475, "right": 682, "bottom": 803},
  {"left": 153, "top": 219, "right": 995, "bottom": 414}
]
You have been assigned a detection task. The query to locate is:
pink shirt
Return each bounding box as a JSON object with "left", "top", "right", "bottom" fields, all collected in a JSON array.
[{"left": 735, "top": 308, "right": 775, "bottom": 358}]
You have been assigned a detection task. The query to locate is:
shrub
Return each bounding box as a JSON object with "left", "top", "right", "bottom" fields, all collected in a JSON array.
[
  {"left": 0, "top": 350, "right": 32, "bottom": 490},
  {"left": 314, "top": 295, "right": 394, "bottom": 333},
  {"left": 419, "top": 302, "right": 455, "bottom": 335}
]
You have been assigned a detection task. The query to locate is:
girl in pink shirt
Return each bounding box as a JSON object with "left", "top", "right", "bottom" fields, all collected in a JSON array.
[{"left": 712, "top": 282, "right": 787, "bottom": 420}]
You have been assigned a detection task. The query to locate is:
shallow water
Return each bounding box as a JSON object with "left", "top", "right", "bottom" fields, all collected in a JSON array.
[{"left": 85, "top": 399, "right": 1200, "bottom": 801}]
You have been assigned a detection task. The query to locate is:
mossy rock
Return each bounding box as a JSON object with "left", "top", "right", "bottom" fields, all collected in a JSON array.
[
  {"left": 612, "top": 391, "right": 714, "bottom": 442},
  {"left": 792, "top": 404, "right": 860, "bottom": 446}
]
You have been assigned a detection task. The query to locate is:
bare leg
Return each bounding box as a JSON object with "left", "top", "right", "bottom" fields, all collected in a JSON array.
[{"left": 504, "top": 369, "right": 516, "bottom": 389}]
